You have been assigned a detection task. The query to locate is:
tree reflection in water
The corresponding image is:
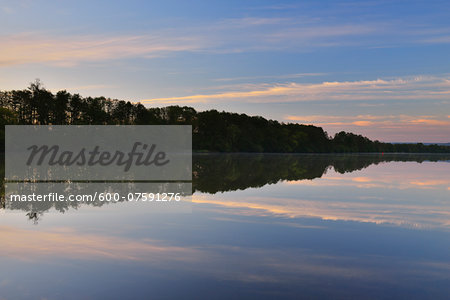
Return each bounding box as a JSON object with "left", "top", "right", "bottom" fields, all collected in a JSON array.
[{"left": 1, "top": 153, "right": 450, "bottom": 221}]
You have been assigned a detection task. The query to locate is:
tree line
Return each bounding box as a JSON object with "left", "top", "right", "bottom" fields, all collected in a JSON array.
[{"left": 1, "top": 81, "right": 449, "bottom": 153}]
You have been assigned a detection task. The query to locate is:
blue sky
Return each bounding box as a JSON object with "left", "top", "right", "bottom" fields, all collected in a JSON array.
[{"left": 1, "top": 0, "right": 449, "bottom": 142}]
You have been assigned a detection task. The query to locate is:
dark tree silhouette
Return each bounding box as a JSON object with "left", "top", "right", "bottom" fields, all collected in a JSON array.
[{"left": 1, "top": 81, "right": 449, "bottom": 153}]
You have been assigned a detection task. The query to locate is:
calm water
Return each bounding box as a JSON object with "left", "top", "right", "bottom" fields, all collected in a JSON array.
[{"left": 1, "top": 154, "right": 449, "bottom": 299}]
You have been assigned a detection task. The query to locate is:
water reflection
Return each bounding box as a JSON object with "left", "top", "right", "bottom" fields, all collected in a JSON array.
[
  {"left": 0, "top": 154, "right": 449, "bottom": 299},
  {"left": 2, "top": 153, "right": 449, "bottom": 216},
  {"left": 192, "top": 153, "right": 450, "bottom": 193},
  {"left": 193, "top": 161, "right": 450, "bottom": 229}
]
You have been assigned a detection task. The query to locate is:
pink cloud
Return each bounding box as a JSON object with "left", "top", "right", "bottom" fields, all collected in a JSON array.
[{"left": 142, "top": 75, "right": 450, "bottom": 104}]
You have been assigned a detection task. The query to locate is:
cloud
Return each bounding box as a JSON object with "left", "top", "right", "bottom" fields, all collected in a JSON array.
[
  {"left": 410, "top": 119, "right": 450, "bottom": 126},
  {"left": 0, "top": 32, "right": 207, "bottom": 67},
  {"left": 1, "top": 17, "right": 378, "bottom": 67},
  {"left": 203, "top": 17, "right": 382, "bottom": 51},
  {"left": 286, "top": 114, "right": 387, "bottom": 123},
  {"left": 142, "top": 75, "right": 450, "bottom": 104},
  {"left": 352, "top": 121, "right": 373, "bottom": 126},
  {"left": 246, "top": 4, "right": 302, "bottom": 11},
  {"left": 266, "top": 24, "right": 375, "bottom": 40},
  {"left": 3, "top": 11, "right": 450, "bottom": 68},
  {"left": 212, "top": 73, "right": 326, "bottom": 82},
  {"left": 51, "top": 84, "right": 116, "bottom": 92},
  {"left": 284, "top": 114, "right": 450, "bottom": 141},
  {"left": 138, "top": 74, "right": 450, "bottom": 142},
  {"left": 420, "top": 35, "right": 450, "bottom": 44},
  {"left": 352, "top": 177, "right": 373, "bottom": 183},
  {"left": 217, "top": 17, "right": 291, "bottom": 27},
  {"left": 3, "top": 21, "right": 375, "bottom": 67},
  {"left": 285, "top": 114, "right": 450, "bottom": 127},
  {"left": 410, "top": 180, "right": 449, "bottom": 187}
]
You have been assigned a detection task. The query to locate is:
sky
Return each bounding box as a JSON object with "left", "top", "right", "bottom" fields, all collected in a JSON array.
[{"left": 1, "top": 0, "right": 449, "bottom": 142}]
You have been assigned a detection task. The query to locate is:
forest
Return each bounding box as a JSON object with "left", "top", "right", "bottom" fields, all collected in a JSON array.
[{"left": 1, "top": 81, "right": 449, "bottom": 153}]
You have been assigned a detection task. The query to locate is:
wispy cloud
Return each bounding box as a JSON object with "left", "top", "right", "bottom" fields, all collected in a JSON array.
[
  {"left": 410, "top": 180, "right": 450, "bottom": 187},
  {"left": 246, "top": 3, "right": 303, "bottom": 11},
  {"left": 285, "top": 114, "right": 450, "bottom": 127},
  {"left": 3, "top": 12, "right": 450, "bottom": 68},
  {"left": 212, "top": 73, "right": 326, "bottom": 82},
  {"left": 410, "top": 119, "right": 450, "bottom": 126},
  {"left": 0, "top": 32, "right": 207, "bottom": 67},
  {"left": 1, "top": 17, "right": 378, "bottom": 67},
  {"left": 142, "top": 75, "right": 450, "bottom": 104},
  {"left": 203, "top": 19, "right": 382, "bottom": 52},
  {"left": 216, "top": 17, "right": 292, "bottom": 27},
  {"left": 197, "top": 14, "right": 450, "bottom": 52},
  {"left": 285, "top": 114, "right": 450, "bottom": 142},
  {"left": 419, "top": 35, "right": 450, "bottom": 44}
]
